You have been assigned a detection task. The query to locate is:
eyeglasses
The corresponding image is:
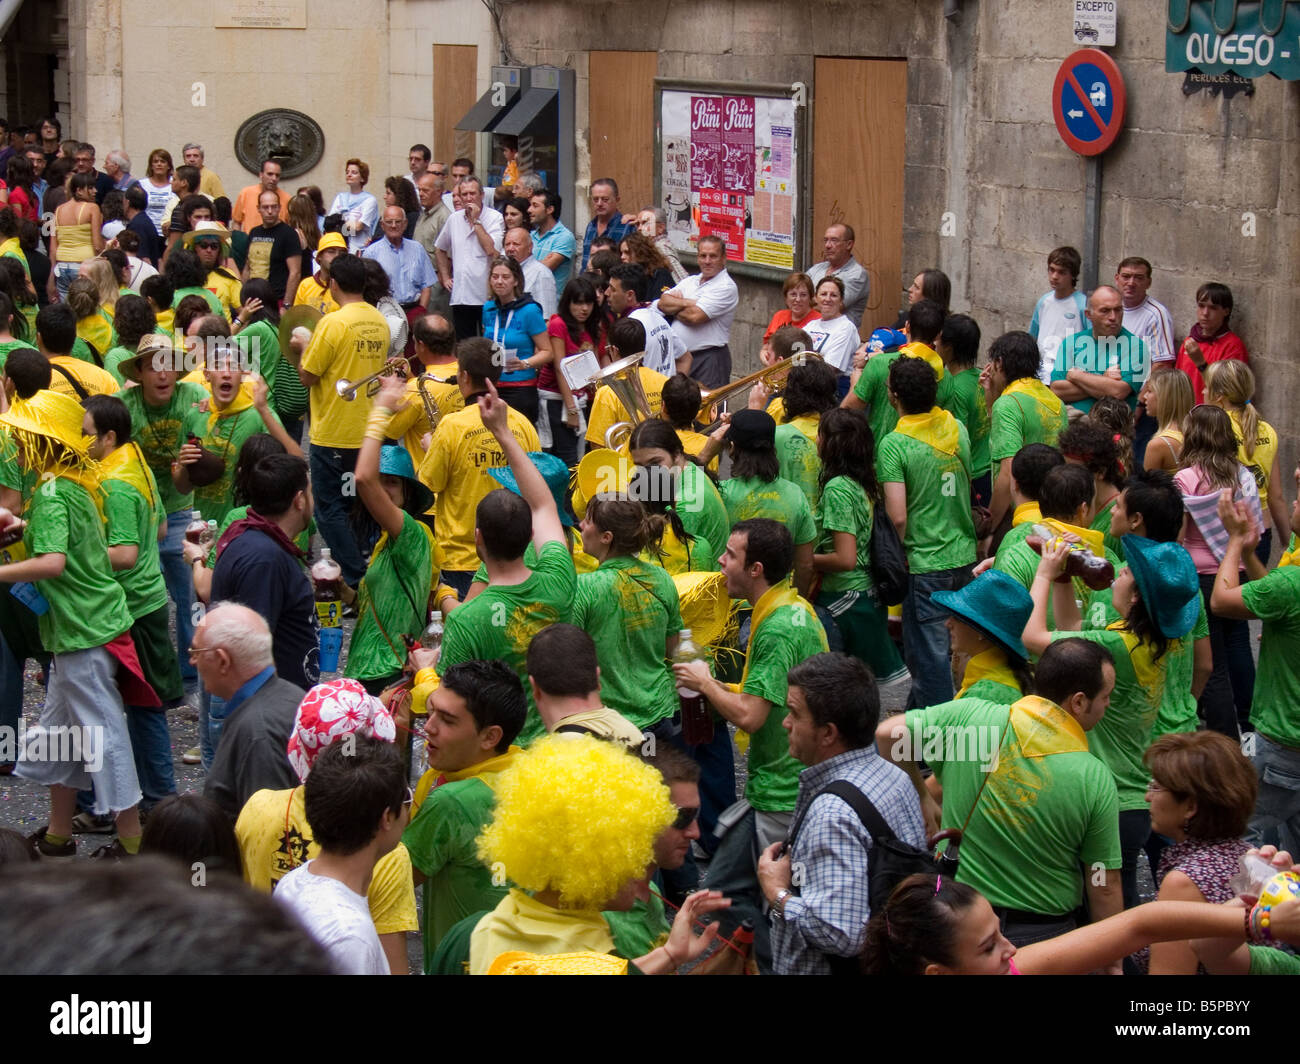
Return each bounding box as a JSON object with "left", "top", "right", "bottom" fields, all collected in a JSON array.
[
  {"left": 403, "top": 786, "right": 414, "bottom": 808},
  {"left": 671, "top": 806, "right": 700, "bottom": 831},
  {"left": 187, "top": 644, "right": 221, "bottom": 661},
  {"left": 430, "top": 169, "right": 446, "bottom": 177}
]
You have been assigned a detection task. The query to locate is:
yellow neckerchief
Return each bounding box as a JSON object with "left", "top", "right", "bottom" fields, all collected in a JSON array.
[
  {"left": 1012, "top": 502, "right": 1042, "bottom": 527},
  {"left": 1040, "top": 517, "right": 1105, "bottom": 557},
  {"left": 206, "top": 379, "right": 256, "bottom": 435},
  {"left": 738, "top": 578, "right": 820, "bottom": 689},
  {"left": 894, "top": 406, "right": 960, "bottom": 456},
  {"left": 411, "top": 745, "right": 521, "bottom": 818},
  {"left": 99, "top": 441, "right": 162, "bottom": 526},
  {"left": 470, "top": 889, "right": 615, "bottom": 976},
  {"left": 957, "top": 647, "right": 1019, "bottom": 698},
  {"left": 900, "top": 341, "right": 944, "bottom": 379},
  {"left": 1279, "top": 534, "right": 1299, "bottom": 569},
  {"left": 787, "top": 412, "right": 820, "bottom": 445},
  {"left": 1007, "top": 695, "right": 1089, "bottom": 759},
  {"left": 49, "top": 466, "right": 106, "bottom": 520},
  {"left": 1001, "top": 376, "right": 1064, "bottom": 418},
  {"left": 1105, "top": 620, "right": 1165, "bottom": 695}
]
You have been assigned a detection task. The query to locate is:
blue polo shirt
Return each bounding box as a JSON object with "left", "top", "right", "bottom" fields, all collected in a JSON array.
[
  {"left": 533, "top": 220, "right": 576, "bottom": 292},
  {"left": 361, "top": 236, "right": 438, "bottom": 305}
]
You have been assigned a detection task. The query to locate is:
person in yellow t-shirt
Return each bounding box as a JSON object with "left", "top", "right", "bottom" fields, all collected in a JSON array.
[
  {"left": 293, "top": 252, "right": 391, "bottom": 588},
  {"left": 291, "top": 231, "right": 345, "bottom": 314},
  {"left": 37, "top": 303, "right": 119, "bottom": 400},
  {"left": 385, "top": 312, "right": 463, "bottom": 464},
  {"left": 234, "top": 677, "right": 418, "bottom": 976},
  {"left": 586, "top": 363, "right": 667, "bottom": 452},
  {"left": 418, "top": 337, "right": 540, "bottom": 594},
  {"left": 658, "top": 372, "right": 719, "bottom": 472}
]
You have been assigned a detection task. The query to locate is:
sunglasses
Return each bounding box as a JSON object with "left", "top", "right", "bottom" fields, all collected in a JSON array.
[
  {"left": 194, "top": 241, "right": 219, "bottom": 249},
  {"left": 672, "top": 806, "right": 700, "bottom": 831}
]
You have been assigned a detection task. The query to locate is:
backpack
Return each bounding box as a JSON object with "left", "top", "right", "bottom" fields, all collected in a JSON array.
[
  {"left": 786, "top": 779, "right": 960, "bottom": 974},
  {"left": 869, "top": 505, "right": 908, "bottom": 606}
]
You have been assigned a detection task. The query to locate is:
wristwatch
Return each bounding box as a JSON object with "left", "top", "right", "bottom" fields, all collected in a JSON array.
[{"left": 774, "top": 888, "right": 792, "bottom": 915}]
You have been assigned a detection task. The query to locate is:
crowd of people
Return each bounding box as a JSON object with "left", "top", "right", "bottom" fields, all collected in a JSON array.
[{"left": 0, "top": 124, "right": 1295, "bottom": 979}]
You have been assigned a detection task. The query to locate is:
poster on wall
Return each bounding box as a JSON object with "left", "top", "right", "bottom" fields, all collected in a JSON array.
[{"left": 656, "top": 81, "right": 802, "bottom": 278}]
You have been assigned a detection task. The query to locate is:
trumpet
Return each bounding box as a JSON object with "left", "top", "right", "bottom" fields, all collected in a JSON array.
[
  {"left": 697, "top": 351, "right": 824, "bottom": 428},
  {"left": 336, "top": 358, "right": 412, "bottom": 400}
]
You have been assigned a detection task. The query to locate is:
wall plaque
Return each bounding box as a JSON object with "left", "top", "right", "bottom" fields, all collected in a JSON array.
[{"left": 216, "top": 1, "right": 307, "bottom": 29}]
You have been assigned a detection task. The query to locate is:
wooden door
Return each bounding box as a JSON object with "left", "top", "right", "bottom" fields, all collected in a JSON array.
[
  {"left": 813, "top": 57, "right": 908, "bottom": 336},
  {"left": 589, "top": 50, "right": 658, "bottom": 212},
  {"left": 433, "top": 44, "right": 479, "bottom": 169}
]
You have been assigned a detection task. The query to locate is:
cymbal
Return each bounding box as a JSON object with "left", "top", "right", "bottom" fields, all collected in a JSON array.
[{"left": 277, "top": 305, "right": 323, "bottom": 355}]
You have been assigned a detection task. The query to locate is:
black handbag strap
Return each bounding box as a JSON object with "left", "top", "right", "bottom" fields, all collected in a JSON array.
[
  {"left": 788, "top": 779, "right": 893, "bottom": 854},
  {"left": 49, "top": 361, "right": 90, "bottom": 404}
]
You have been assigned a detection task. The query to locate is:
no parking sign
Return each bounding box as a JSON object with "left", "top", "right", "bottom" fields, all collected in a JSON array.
[{"left": 1052, "top": 48, "right": 1127, "bottom": 156}]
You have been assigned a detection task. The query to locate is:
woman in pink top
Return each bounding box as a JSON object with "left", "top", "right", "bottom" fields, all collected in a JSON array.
[
  {"left": 1174, "top": 405, "right": 1260, "bottom": 740},
  {"left": 762, "top": 271, "right": 819, "bottom": 343},
  {"left": 1174, "top": 282, "right": 1248, "bottom": 405}
]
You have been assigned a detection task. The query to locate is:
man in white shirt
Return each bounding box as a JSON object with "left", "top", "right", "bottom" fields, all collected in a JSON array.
[
  {"left": 806, "top": 224, "right": 870, "bottom": 328},
  {"left": 1028, "top": 245, "right": 1088, "bottom": 384},
  {"left": 1115, "top": 255, "right": 1175, "bottom": 460},
  {"left": 503, "top": 226, "right": 557, "bottom": 318},
  {"left": 607, "top": 262, "right": 688, "bottom": 377},
  {"left": 656, "top": 235, "right": 738, "bottom": 389},
  {"left": 434, "top": 177, "right": 505, "bottom": 340},
  {"left": 274, "top": 735, "right": 410, "bottom": 975}
]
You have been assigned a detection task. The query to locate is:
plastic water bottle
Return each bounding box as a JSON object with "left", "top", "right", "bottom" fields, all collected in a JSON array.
[{"left": 420, "top": 610, "right": 444, "bottom": 651}]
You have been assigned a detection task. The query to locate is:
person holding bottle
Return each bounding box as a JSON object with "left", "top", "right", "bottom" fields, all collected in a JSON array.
[{"left": 345, "top": 373, "right": 458, "bottom": 696}]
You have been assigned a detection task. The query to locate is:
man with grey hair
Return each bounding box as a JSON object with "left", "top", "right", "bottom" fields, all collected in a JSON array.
[
  {"left": 104, "top": 150, "right": 138, "bottom": 193},
  {"left": 434, "top": 176, "right": 504, "bottom": 339},
  {"left": 637, "top": 205, "right": 687, "bottom": 283},
  {"left": 657, "top": 234, "right": 738, "bottom": 388},
  {"left": 183, "top": 143, "right": 226, "bottom": 201},
  {"left": 806, "top": 223, "right": 869, "bottom": 328},
  {"left": 201, "top": 602, "right": 307, "bottom": 821},
  {"left": 503, "top": 226, "right": 556, "bottom": 318}
]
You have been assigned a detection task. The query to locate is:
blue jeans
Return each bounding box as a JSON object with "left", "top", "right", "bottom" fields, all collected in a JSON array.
[
  {"left": 1247, "top": 732, "right": 1300, "bottom": 854},
  {"left": 162, "top": 510, "right": 197, "bottom": 689},
  {"left": 309, "top": 445, "right": 366, "bottom": 587},
  {"left": 53, "top": 261, "right": 80, "bottom": 301},
  {"left": 440, "top": 569, "right": 478, "bottom": 599},
  {"left": 126, "top": 707, "right": 176, "bottom": 811},
  {"left": 902, "top": 565, "right": 973, "bottom": 710},
  {"left": 198, "top": 684, "right": 228, "bottom": 772}
]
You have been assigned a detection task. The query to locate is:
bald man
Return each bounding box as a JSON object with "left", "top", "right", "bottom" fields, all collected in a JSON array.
[
  {"left": 200, "top": 602, "right": 308, "bottom": 821},
  {"left": 1048, "top": 284, "right": 1150, "bottom": 415},
  {"left": 362, "top": 203, "right": 439, "bottom": 356},
  {"left": 503, "top": 226, "right": 557, "bottom": 318}
]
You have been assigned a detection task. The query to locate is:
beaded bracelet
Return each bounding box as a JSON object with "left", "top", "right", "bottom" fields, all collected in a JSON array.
[{"left": 1248, "top": 902, "right": 1274, "bottom": 945}]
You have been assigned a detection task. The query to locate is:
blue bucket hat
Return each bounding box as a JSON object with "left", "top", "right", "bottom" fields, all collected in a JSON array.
[
  {"left": 378, "top": 445, "right": 434, "bottom": 514},
  {"left": 931, "top": 570, "right": 1033, "bottom": 662},
  {"left": 1121, "top": 534, "right": 1199, "bottom": 639},
  {"left": 489, "top": 452, "right": 575, "bottom": 528}
]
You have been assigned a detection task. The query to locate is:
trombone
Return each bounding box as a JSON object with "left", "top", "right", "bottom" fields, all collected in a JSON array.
[{"left": 336, "top": 358, "right": 412, "bottom": 400}]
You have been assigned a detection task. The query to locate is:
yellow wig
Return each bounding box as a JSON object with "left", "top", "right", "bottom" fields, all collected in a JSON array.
[{"left": 476, "top": 735, "right": 675, "bottom": 909}]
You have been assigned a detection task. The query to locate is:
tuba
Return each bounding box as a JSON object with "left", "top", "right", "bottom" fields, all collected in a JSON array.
[
  {"left": 696, "top": 350, "right": 823, "bottom": 430},
  {"left": 592, "top": 352, "right": 654, "bottom": 451}
]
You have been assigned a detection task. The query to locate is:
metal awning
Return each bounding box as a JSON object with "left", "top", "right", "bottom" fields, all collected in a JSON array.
[
  {"left": 492, "top": 87, "right": 556, "bottom": 136},
  {"left": 455, "top": 84, "right": 521, "bottom": 133}
]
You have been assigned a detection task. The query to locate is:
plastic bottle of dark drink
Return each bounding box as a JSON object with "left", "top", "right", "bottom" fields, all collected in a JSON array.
[
  {"left": 673, "top": 628, "right": 714, "bottom": 746},
  {"left": 184, "top": 509, "right": 207, "bottom": 544},
  {"left": 311, "top": 548, "right": 344, "bottom": 629},
  {"left": 1031, "top": 524, "right": 1116, "bottom": 590}
]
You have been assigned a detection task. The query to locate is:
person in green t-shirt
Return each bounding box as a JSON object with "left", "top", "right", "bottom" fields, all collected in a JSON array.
[
  {"left": 1212, "top": 485, "right": 1300, "bottom": 846},
  {"left": 981, "top": 331, "right": 1070, "bottom": 543},
  {"left": 812, "top": 407, "right": 905, "bottom": 684},
  {"left": 879, "top": 636, "right": 1123, "bottom": 940},
  {"left": 938, "top": 313, "right": 991, "bottom": 505},
  {"left": 878, "top": 355, "right": 976, "bottom": 711},
  {"left": 0, "top": 389, "right": 145, "bottom": 859},
  {"left": 1107, "top": 469, "right": 1211, "bottom": 739},
  {"left": 1024, "top": 533, "right": 1200, "bottom": 911},
  {"left": 344, "top": 373, "right": 452, "bottom": 694},
  {"left": 173, "top": 340, "right": 301, "bottom": 526},
  {"left": 770, "top": 355, "right": 837, "bottom": 512},
  {"left": 101, "top": 293, "right": 157, "bottom": 385},
  {"left": 700, "top": 408, "right": 816, "bottom": 598},
  {"left": 605, "top": 745, "right": 703, "bottom": 959},
  {"left": 83, "top": 395, "right": 183, "bottom": 812},
  {"left": 402, "top": 658, "right": 527, "bottom": 973},
  {"left": 628, "top": 419, "right": 728, "bottom": 573},
  {"left": 438, "top": 381, "right": 577, "bottom": 745},
  {"left": 632, "top": 463, "right": 714, "bottom": 575},
  {"left": 572, "top": 492, "right": 683, "bottom": 731},
  {"left": 843, "top": 299, "right": 951, "bottom": 452},
  {"left": 672, "top": 517, "right": 828, "bottom": 972},
  {"left": 1059, "top": 418, "right": 1129, "bottom": 561}
]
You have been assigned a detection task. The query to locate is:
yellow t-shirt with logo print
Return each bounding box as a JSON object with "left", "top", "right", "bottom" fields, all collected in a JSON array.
[
  {"left": 417, "top": 402, "right": 540, "bottom": 571},
  {"left": 300, "top": 300, "right": 392, "bottom": 448}
]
